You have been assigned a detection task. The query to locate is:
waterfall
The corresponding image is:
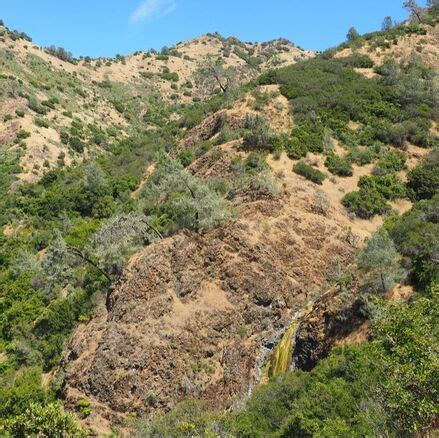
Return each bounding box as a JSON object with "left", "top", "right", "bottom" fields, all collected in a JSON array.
[
  {"left": 255, "top": 300, "right": 314, "bottom": 389},
  {"left": 259, "top": 320, "right": 299, "bottom": 385}
]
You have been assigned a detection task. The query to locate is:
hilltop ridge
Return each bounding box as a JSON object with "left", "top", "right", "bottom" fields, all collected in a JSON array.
[{"left": 0, "top": 23, "right": 313, "bottom": 182}]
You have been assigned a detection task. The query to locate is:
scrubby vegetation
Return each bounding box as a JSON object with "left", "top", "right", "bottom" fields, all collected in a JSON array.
[
  {"left": 0, "top": 1, "right": 438, "bottom": 434},
  {"left": 293, "top": 161, "right": 326, "bottom": 184}
]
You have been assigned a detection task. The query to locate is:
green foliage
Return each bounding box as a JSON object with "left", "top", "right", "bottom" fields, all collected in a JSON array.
[
  {"left": 113, "top": 101, "right": 125, "bottom": 114},
  {"left": 343, "top": 171, "right": 406, "bottom": 219},
  {"left": 342, "top": 188, "right": 390, "bottom": 219},
  {"left": 45, "top": 45, "right": 73, "bottom": 62},
  {"left": 68, "top": 136, "right": 85, "bottom": 153},
  {"left": 177, "top": 148, "right": 196, "bottom": 167},
  {"left": 358, "top": 174, "right": 407, "bottom": 201},
  {"left": 347, "top": 147, "right": 374, "bottom": 166},
  {"left": 34, "top": 117, "right": 49, "bottom": 128},
  {"left": 0, "top": 367, "right": 46, "bottom": 418},
  {"left": 161, "top": 70, "right": 179, "bottom": 82},
  {"left": 324, "top": 153, "right": 353, "bottom": 176},
  {"left": 407, "top": 149, "right": 439, "bottom": 201},
  {"left": 141, "top": 154, "right": 232, "bottom": 231},
  {"left": 242, "top": 153, "right": 269, "bottom": 175},
  {"left": 343, "top": 54, "right": 374, "bottom": 68},
  {"left": 15, "top": 130, "right": 31, "bottom": 141},
  {"left": 387, "top": 195, "right": 439, "bottom": 288},
  {"left": 1, "top": 403, "right": 86, "bottom": 437},
  {"left": 293, "top": 161, "right": 326, "bottom": 185},
  {"left": 73, "top": 164, "right": 115, "bottom": 218},
  {"left": 144, "top": 400, "right": 222, "bottom": 437},
  {"left": 259, "top": 54, "right": 437, "bottom": 155},
  {"left": 346, "top": 26, "right": 360, "bottom": 41},
  {"left": 357, "top": 228, "right": 404, "bottom": 294},
  {"left": 375, "top": 149, "right": 407, "bottom": 174},
  {"left": 243, "top": 114, "right": 273, "bottom": 151},
  {"left": 291, "top": 123, "right": 324, "bottom": 153},
  {"left": 371, "top": 296, "right": 439, "bottom": 432},
  {"left": 27, "top": 96, "right": 47, "bottom": 115},
  {"left": 284, "top": 138, "right": 308, "bottom": 159}
]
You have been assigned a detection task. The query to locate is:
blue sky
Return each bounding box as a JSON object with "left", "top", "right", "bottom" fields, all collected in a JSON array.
[{"left": 0, "top": 0, "right": 427, "bottom": 58}]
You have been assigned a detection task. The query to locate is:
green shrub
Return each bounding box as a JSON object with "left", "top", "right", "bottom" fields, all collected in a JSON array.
[
  {"left": 15, "top": 130, "right": 31, "bottom": 142},
  {"left": 407, "top": 150, "right": 439, "bottom": 201},
  {"left": 60, "top": 130, "right": 69, "bottom": 145},
  {"left": 34, "top": 118, "right": 49, "bottom": 128},
  {"left": 374, "top": 149, "right": 407, "bottom": 174},
  {"left": 141, "top": 154, "right": 231, "bottom": 231},
  {"left": 1, "top": 403, "right": 86, "bottom": 436},
  {"left": 113, "top": 101, "right": 125, "bottom": 114},
  {"left": 343, "top": 54, "right": 375, "bottom": 68},
  {"left": 177, "top": 149, "right": 196, "bottom": 167},
  {"left": 293, "top": 161, "right": 326, "bottom": 184},
  {"left": 342, "top": 188, "right": 390, "bottom": 218},
  {"left": 358, "top": 174, "right": 407, "bottom": 200},
  {"left": 27, "top": 97, "right": 47, "bottom": 115},
  {"left": 161, "top": 71, "right": 179, "bottom": 82},
  {"left": 387, "top": 195, "right": 438, "bottom": 287},
  {"left": 140, "top": 71, "right": 155, "bottom": 80},
  {"left": 291, "top": 124, "right": 324, "bottom": 153},
  {"left": 15, "top": 109, "right": 25, "bottom": 117},
  {"left": 243, "top": 153, "right": 269, "bottom": 175},
  {"left": 243, "top": 115, "right": 273, "bottom": 151},
  {"left": 69, "top": 136, "right": 85, "bottom": 153},
  {"left": 284, "top": 138, "right": 308, "bottom": 159},
  {"left": 347, "top": 147, "right": 373, "bottom": 165},
  {"left": 324, "top": 153, "right": 353, "bottom": 176}
]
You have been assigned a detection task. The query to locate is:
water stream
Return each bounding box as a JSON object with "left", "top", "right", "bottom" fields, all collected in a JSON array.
[
  {"left": 259, "top": 320, "right": 299, "bottom": 385},
  {"left": 254, "top": 300, "right": 314, "bottom": 389}
]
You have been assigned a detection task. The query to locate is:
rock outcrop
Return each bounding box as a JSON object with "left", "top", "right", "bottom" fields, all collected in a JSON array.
[{"left": 61, "top": 186, "right": 357, "bottom": 431}]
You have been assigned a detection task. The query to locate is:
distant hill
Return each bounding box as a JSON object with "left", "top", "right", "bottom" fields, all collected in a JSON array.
[{"left": 0, "top": 24, "right": 313, "bottom": 182}]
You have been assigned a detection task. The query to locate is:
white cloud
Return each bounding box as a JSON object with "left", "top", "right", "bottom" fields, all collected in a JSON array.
[{"left": 129, "top": 0, "right": 177, "bottom": 23}]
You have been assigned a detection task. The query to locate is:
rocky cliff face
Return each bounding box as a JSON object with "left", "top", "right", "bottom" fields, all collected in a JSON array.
[
  {"left": 293, "top": 289, "right": 368, "bottom": 371},
  {"left": 60, "top": 161, "right": 358, "bottom": 432}
]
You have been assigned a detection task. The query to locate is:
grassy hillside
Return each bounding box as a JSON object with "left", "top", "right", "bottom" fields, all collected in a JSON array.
[
  {"left": 0, "top": 22, "right": 312, "bottom": 183},
  {"left": 0, "top": 4, "right": 438, "bottom": 436}
]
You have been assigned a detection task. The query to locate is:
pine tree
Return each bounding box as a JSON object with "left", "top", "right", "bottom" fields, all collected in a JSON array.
[
  {"left": 346, "top": 27, "right": 360, "bottom": 41},
  {"left": 382, "top": 16, "right": 393, "bottom": 31}
]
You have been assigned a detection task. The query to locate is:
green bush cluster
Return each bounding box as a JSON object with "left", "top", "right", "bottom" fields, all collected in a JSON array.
[
  {"left": 375, "top": 149, "right": 407, "bottom": 174},
  {"left": 407, "top": 149, "right": 439, "bottom": 201},
  {"left": 358, "top": 174, "right": 407, "bottom": 201},
  {"left": 342, "top": 187, "right": 391, "bottom": 218},
  {"left": 242, "top": 114, "right": 274, "bottom": 151},
  {"left": 259, "top": 53, "right": 436, "bottom": 154},
  {"left": 34, "top": 118, "right": 49, "bottom": 128},
  {"left": 160, "top": 69, "right": 179, "bottom": 82},
  {"left": 324, "top": 153, "right": 353, "bottom": 176},
  {"left": 284, "top": 138, "right": 308, "bottom": 159},
  {"left": 293, "top": 161, "right": 326, "bottom": 184}
]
